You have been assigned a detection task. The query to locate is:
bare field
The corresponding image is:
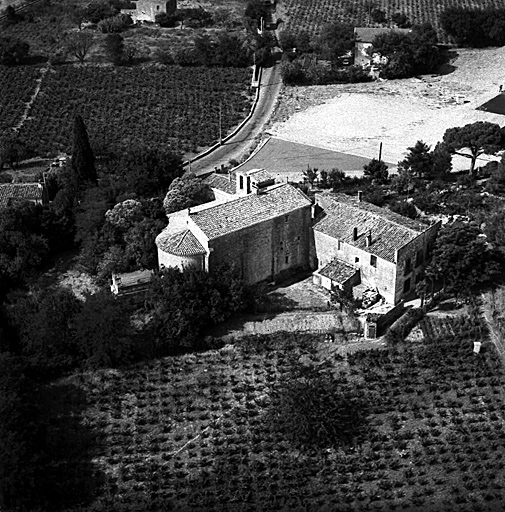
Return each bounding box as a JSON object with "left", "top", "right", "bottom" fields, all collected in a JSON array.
[{"left": 270, "top": 47, "right": 505, "bottom": 172}]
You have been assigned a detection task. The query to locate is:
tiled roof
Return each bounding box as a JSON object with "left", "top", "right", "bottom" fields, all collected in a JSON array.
[
  {"left": 354, "top": 27, "right": 411, "bottom": 43},
  {"left": 191, "top": 183, "right": 312, "bottom": 240},
  {"left": 0, "top": 183, "right": 43, "bottom": 208},
  {"left": 203, "top": 173, "right": 236, "bottom": 196},
  {"left": 156, "top": 228, "right": 206, "bottom": 256},
  {"left": 318, "top": 258, "right": 358, "bottom": 284},
  {"left": 247, "top": 168, "right": 274, "bottom": 184},
  {"left": 314, "top": 193, "right": 430, "bottom": 263}
]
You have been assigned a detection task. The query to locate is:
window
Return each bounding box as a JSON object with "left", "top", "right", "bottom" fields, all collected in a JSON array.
[
  {"left": 415, "top": 273, "right": 422, "bottom": 284},
  {"left": 370, "top": 255, "right": 377, "bottom": 268},
  {"left": 355, "top": 256, "right": 360, "bottom": 263},
  {"left": 239, "top": 175, "right": 244, "bottom": 190},
  {"left": 404, "top": 257, "right": 412, "bottom": 276},
  {"left": 156, "top": 4, "right": 160, "bottom": 9},
  {"left": 297, "top": 235, "right": 301, "bottom": 242},
  {"left": 280, "top": 241, "right": 284, "bottom": 251},
  {"left": 337, "top": 240, "right": 342, "bottom": 251},
  {"left": 284, "top": 215, "right": 289, "bottom": 223},
  {"left": 403, "top": 278, "right": 411, "bottom": 294},
  {"left": 415, "top": 249, "right": 424, "bottom": 267},
  {"left": 285, "top": 255, "right": 289, "bottom": 264}
]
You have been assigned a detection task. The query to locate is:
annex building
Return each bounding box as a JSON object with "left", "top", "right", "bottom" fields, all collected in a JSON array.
[
  {"left": 155, "top": 169, "right": 313, "bottom": 284},
  {"left": 0, "top": 183, "right": 47, "bottom": 209},
  {"left": 312, "top": 192, "right": 441, "bottom": 304}
]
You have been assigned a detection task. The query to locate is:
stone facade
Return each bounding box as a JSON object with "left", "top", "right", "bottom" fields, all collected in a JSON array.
[
  {"left": 208, "top": 206, "right": 312, "bottom": 284},
  {"left": 156, "top": 178, "right": 312, "bottom": 285},
  {"left": 122, "top": 0, "right": 176, "bottom": 23},
  {"left": 313, "top": 192, "right": 441, "bottom": 305}
]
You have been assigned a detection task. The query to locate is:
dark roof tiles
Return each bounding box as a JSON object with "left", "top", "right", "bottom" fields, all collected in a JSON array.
[
  {"left": 0, "top": 183, "right": 44, "bottom": 208},
  {"left": 191, "top": 184, "right": 311, "bottom": 240},
  {"left": 156, "top": 229, "right": 206, "bottom": 256},
  {"left": 203, "top": 173, "right": 236, "bottom": 196},
  {"left": 318, "top": 258, "right": 358, "bottom": 284},
  {"left": 314, "top": 193, "right": 431, "bottom": 263}
]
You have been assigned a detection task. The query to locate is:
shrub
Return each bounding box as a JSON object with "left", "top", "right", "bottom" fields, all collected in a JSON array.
[{"left": 384, "top": 307, "right": 424, "bottom": 345}]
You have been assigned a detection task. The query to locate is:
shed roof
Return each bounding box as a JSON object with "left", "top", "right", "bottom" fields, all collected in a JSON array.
[
  {"left": 203, "top": 173, "right": 236, "bottom": 196},
  {"left": 318, "top": 258, "right": 358, "bottom": 284},
  {"left": 191, "top": 183, "right": 311, "bottom": 240},
  {"left": 156, "top": 228, "right": 206, "bottom": 256},
  {"left": 314, "top": 193, "right": 430, "bottom": 263},
  {"left": 113, "top": 269, "right": 153, "bottom": 288},
  {"left": 0, "top": 183, "right": 44, "bottom": 208},
  {"left": 245, "top": 168, "right": 274, "bottom": 184}
]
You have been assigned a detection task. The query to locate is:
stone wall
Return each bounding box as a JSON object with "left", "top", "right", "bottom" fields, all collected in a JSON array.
[
  {"left": 313, "top": 230, "right": 397, "bottom": 303},
  {"left": 394, "top": 221, "right": 441, "bottom": 303},
  {"left": 158, "top": 251, "right": 204, "bottom": 272},
  {"left": 209, "top": 205, "right": 312, "bottom": 284}
]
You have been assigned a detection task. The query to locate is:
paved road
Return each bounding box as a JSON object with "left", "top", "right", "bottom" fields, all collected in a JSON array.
[{"left": 189, "top": 61, "right": 283, "bottom": 177}]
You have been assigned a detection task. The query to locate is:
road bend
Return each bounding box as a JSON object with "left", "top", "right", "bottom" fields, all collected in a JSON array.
[{"left": 189, "top": 59, "right": 283, "bottom": 177}]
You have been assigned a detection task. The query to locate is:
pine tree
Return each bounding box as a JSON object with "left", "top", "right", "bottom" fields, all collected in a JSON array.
[{"left": 71, "top": 114, "right": 97, "bottom": 185}]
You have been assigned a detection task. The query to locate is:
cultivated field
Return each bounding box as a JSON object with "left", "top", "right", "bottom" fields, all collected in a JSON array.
[
  {"left": 280, "top": 0, "right": 505, "bottom": 43},
  {"left": 51, "top": 314, "right": 505, "bottom": 511},
  {"left": 1, "top": 65, "right": 252, "bottom": 157},
  {"left": 270, "top": 46, "right": 505, "bottom": 172}
]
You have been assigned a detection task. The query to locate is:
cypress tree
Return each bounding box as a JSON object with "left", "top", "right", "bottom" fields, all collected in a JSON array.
[{"left": 71, "top": 114, "right": 97, "bottom": 185}]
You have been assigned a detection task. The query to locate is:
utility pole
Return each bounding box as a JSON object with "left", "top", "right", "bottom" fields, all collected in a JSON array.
[
  {"left": 219, "top": 102, "right": 223, "bottom": 145},
  {"left": 378, "top": 141, "right": 383, "bottom": 161}
]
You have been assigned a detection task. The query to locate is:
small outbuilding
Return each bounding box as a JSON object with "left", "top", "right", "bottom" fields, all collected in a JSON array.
[{"left": 111, "top": 269, "right": 154, "bottom": 298}]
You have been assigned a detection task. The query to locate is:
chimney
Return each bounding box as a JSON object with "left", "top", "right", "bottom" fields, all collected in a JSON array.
[
  {"left": 366, "top": 230, "right": 372, "bottom": 247},
  {"left": 353, "top": 227, "right": 358, "bottom": 241},
  {"left": 358, "top": 190, "right": 363, "bottom": 202}
]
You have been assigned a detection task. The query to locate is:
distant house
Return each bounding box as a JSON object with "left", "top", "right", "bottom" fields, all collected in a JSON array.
[
  {"left": 121, "top": 0, "right": 176, "bottom": 23},
  {"left": 156, "top": 169, "right": 312, "bottom": 284},
  {"left": 111, "top": 269, "right": 154, "bottom": 298},
  {"left": 354, "top": 27, "right": 412, "bottom": 67},
  {"left": 0, "top": 183, "right": 47, "bottom": 209},
  {"left": 312, "top": 192, "right": 441, "bottom": 304}
]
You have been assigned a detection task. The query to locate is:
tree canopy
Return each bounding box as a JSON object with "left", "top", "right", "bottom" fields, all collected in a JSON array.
[
  {"left": 440, "top": 7, "right": 505, "bottom": 47},
  {"left": 163, "top": 174, "right": 214, "bottom": 215},
  {"left": 426, "top": 222, "right": 501, "bottom": 297},
  {"left": 443, "top": 121, "right": 504, "bottom": 177},
  {"left": 146, "top": 265, "right": 248, "bottom": 352},
  {"left": 371, "top": 24, "right": 441, "bottom": 79},
  {"left": 71, "top": 114, "right": 97, "bottom": 186},
  {"left": 0, "top": 36, "right": 29, "bottom": 65},
  {"left": 363, "top": 158, "right": 389, "bottom": 184}
]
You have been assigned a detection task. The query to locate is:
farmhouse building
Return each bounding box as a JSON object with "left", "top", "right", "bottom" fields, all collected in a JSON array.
[
  {"left": 121, "top": 0, "right": 176, "bottom": 22},
  {"left": 312, "top": 192, "right": 441, "bottom": 304},
  {"left": 354, "top": 27, "right": 412, "bottom": 67},
  {"left": 156, "top": 169, "right": 312, "bottom": 284},
  {"left": 0, "top": 183, "right": 47, "bottom": 209}
]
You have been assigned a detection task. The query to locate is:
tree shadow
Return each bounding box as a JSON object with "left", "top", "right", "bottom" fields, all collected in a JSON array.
[
  {"left": 437, "top": 48, "right": 458, "bottom": 76},
  {"left": 38, "top": 380, "right": 106, "bottom": 510}
]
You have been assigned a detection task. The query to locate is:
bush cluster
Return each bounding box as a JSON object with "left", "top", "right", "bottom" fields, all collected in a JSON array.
[
  {"left": 384, "top": 307, "right": 424, "bottom": 345},
  {"left": 440, "top": 7, "right": 505, "bottom": 47}
]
